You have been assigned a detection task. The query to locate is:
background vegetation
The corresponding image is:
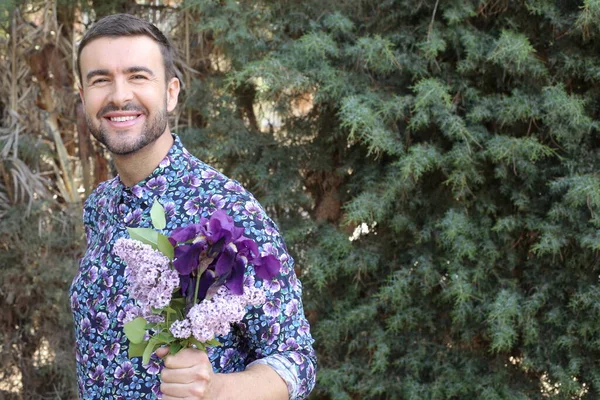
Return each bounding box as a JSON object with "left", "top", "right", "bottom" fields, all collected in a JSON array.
[{"left": 1, "top": 0, "right": 599, "bottom": 399}]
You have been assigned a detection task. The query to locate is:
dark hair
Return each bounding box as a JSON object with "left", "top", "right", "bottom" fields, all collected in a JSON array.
[{"left": 77, "top": 14, "right": 177, "bottom": 83}]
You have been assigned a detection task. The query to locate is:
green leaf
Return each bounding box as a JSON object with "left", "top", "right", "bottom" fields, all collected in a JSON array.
[
  {"left": 206, "top": 338, "right": 222, "bottom": 347},
  {"left": 188, "top": 337, "right": 209, "bottom": 351},
  {"left": 169, "top": 341, "right": 182, "bottom": 355},
  {"left": 127, "top": 227, "right": 159, "bottom": 250},
  {"left": 124, "top": 317, "right": 147, "bottom": 344},
  {"left": 151, "top": 200, "right": 167, "bottom": 230},
  {"left": 156, "top": 331, "right": 176, "bottom": 344},
  {"left": 157, "top": 233, "right": 174, "bottom": 260},
  {"left": 128, "top": 341, "right": 148, "bottom": 358},
  {"left": 142, "top": 338, "right": 161, "bottom": 365}
]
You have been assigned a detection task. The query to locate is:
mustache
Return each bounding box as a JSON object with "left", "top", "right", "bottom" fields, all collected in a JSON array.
[{"left": 97, "top": 103, "right": 147, "bottom": 118}]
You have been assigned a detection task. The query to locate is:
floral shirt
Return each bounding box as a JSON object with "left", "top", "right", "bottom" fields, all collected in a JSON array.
[{"left": 70, "top": 135, "right": 316, "bottom": 399}]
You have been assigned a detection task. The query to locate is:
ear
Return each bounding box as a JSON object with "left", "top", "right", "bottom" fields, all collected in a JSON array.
[
  {"left": 78, "top": 86, "right": 85, "bottom": 105},
  {"left": 166, "top": 77, "right": 180, "bottom": 113}
]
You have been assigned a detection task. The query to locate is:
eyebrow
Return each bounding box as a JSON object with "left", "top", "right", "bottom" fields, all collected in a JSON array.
[{"left": 86, "top": 66, "right": 155, "bottom": 83}]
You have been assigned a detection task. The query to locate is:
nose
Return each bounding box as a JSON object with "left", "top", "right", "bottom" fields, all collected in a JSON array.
[{"left": 108, "top": 77, "right": 133, "bottom": 107}]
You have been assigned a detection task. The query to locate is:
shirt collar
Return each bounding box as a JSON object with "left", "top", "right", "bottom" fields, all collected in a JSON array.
[{"left": 111, "top": 134, "right": 190, "bottom": 209}]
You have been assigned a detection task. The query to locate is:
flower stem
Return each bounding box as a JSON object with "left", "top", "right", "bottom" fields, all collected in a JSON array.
[{"left": 193, "top": 272, "right": 201, "bottom": 305}]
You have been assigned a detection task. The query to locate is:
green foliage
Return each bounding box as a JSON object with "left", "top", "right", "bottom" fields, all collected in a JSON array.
[
  {"left": 182, "top": 0, "right": 600, "bottom": 398},
  {"left": 0, "top": 204, "right": 80, "bottom": 398}
]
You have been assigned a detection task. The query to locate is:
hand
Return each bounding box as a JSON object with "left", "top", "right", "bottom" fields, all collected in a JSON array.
[{"left": 156, "top": 347, "right": 216, "bottom": 399}]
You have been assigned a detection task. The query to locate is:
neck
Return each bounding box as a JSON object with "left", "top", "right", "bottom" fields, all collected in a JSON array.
[{"left": 113, "top": 130, "right": 174, "bottom": 187}]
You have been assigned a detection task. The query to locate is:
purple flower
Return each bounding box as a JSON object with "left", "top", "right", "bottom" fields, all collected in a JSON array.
[
  {"left": 184, "top": 197, "right": 203, "bottom": 215},
  {"left": 101, "top": 269, "right": 114, "bottom": 288},
  {"left": 210, "top": 194, "right": 226, "bottom": 209},
  {"left": 81, "top": 317, "right": 91, "bottom": 335},
  {"left": 278, "top": 338, "right": 299, "bottom": 352},
  {"left": 299, "top": 320, "right": 311, "bottom": 336},
  {"left": 107, "top": 294, "right": 124, "bottom": 313},
  {"left": 263, "top": 278, "right": 281, "bottom": 293},
  {"left": 70, "top": 292, "right": 80, "bottom": 311},
  {"left": 290, "top": 352, "right": 305, "bottom": 365},
  {"left": 164, "top": 201, "right": 176, "bottom": 218},
  {"left": 104, "top": 342, "right": 120, "bottom": 361},
  {"left": 285, "top": 299, "right": 299, "bottom": 316},
  {"left": 145, "top": 355, "right": 162, "bottom": 375},
  {"left": 170, "top": 319, "right": 192, "bottom": 339},
  {"left": 131, "top": 185, "right": 144, "bottom": 198},
  {"left": 182, "top": 174, "right": 201, "bottom": 187},
  {"left": 114, "top": 361, "right": 135, "bottom": 380},
  {"left": 94, "top": 312, "right": 110, "bottom": 333},
  {"left": 244, "top": 201, "right": 261, "bottom": 215},
  {"left": 124, "top": 208, "right": 143, "bottom": 225},
  {"left": 159, "top": 156, "right": 171, "bottom": 168},
  {"left": 89, "top": 365, "right": 105, "bottom": 383},
  {"left": 224, "top": 180, "right": 243, "bottom": 193},
  {"left": 262, "top": 322, "right": 280, "bottom": 345},
  {"left": 264, "top": 298, "right": 282, "bottom": 318},
  {"left": 146, "top": 176, "right": 167, "bottom": 195},
  {"left": 201, "top": 170, "right": 217, "bottom": 179},
  {"left": 220, "top": 348, "right": 237, "bottom": 368}
]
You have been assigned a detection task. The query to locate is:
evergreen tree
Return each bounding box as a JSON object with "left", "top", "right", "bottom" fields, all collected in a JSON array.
[{"left": 181, "top": 0, "right": 600, "bottom": 398}]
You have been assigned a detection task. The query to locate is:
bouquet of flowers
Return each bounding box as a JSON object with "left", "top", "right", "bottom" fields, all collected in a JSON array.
[{"left": 113, "top": 200, "right": 281, "bottom": 365}]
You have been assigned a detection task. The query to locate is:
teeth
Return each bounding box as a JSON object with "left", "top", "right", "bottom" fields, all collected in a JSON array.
[{"left": 110, "top": 116, "right": 137, "bottom": 122}]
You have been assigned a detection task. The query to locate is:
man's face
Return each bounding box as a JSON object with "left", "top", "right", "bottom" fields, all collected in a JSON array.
[{"left": 78, "top": 35, "right": 179, "bottom": 155}]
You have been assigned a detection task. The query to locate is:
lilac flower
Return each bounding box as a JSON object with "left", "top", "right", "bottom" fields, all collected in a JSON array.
[
  {"left": 186, "top": 285, "right": 267, "bottom": 342},
  {"left": 170, "top": 319, "right": 192, "bottom": 339},
  {"left": 114, "top": 238, "right": 179, "bottom": 312}
]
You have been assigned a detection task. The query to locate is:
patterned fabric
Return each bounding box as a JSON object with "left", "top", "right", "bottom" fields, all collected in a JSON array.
[{"left": 70, "top": 135, "right": 316, "bottom": 399}]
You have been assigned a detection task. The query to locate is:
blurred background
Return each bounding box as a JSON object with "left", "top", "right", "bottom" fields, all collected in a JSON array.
[{"left": 1, "top": 0, "right": 600, "bottom": 398}]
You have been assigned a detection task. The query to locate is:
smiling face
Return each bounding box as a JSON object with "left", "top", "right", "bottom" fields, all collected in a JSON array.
[{"left": 78, "top": 35, "right": 180, "bottom": 156}]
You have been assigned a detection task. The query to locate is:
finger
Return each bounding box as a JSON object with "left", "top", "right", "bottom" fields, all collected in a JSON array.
[
  {"left": 161, "top": 364, "right": 211, "bottom": 384},
  {"left": 160, "top": 381, "right": 207, "bottom": 398},
  {"left": 155, "top": 346, "right": 170, "bottom": 359},
  {"left": 163, "top": 348, "right": 210, "bottom": 369}
]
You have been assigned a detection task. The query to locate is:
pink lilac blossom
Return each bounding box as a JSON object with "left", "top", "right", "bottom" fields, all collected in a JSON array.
[
  {"left": 114, "top": 238, "right": 179, "bottom": 321},
  {"left": 170, "top": 285, "right": 266, "bottom": 342}
]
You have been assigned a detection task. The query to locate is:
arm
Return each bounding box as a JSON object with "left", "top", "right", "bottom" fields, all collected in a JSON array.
[{"left": 157, "top": 347, "right": 288, "bottom": 400}]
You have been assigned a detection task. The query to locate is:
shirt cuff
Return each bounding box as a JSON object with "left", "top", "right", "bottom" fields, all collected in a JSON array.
[{"left": 248, "top": 354, "right": 299, "bottom": 400}]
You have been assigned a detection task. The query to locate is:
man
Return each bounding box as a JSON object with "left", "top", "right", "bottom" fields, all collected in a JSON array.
[{"left": 70, "top": 13, "right": 316, "bottom": 399}]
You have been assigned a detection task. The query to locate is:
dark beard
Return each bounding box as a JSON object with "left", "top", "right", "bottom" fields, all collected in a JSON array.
[{"left": 85, "top": 102, "right": 168, "bottom": 156}]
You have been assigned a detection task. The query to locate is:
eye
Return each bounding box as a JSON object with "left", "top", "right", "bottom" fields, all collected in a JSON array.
[
  {"left": 91, "top": 78, "right": 109, "bottom": 85},
  {"left": 131, "top": 74, "right": 147, "bottom": 80}
]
